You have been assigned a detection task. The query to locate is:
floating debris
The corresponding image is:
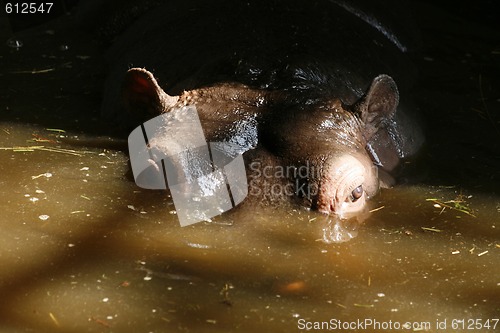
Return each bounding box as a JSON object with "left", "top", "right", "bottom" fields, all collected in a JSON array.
[
  {"left": 45, "top": 128, "right": 66, "bottom": 133},
  {"left": 38, "top": 215, "right": 50, "bottom": 221},
  {"left": 0, "top": 145, "right": 84, "bottom": 156},
  {"left": 48, "top": 312, "right": 60, "bottom": 327},
  {"left": 6, "top": 38, "right": 23, "bottom": 49},
  {"left": 11, "top": 68, "right": 56, "bottom": 74},
  {"left": 220, "top": 283, "right": 234, "bottom": 306},
  {"left": 369, "top": 205, "right": 385, "bottom": 213},
  {"left": 90, "top": 316, "right": 111, "bottom": 328},
  {"left": 31, "top": 172, "right": 52, "bottom": 180},
  {"left": 119, "top": 281, "right": 130, "bottom": 288},
  {"left": 425, "top": 195, "right": 476, "bottom": 218},
  {"left": 31, "top": 133, "right": 58, "bottom": 144},
  {"left": 421, "top": 227, "right": 442, "bottom": 233},
  {"left": 278, "top": 280, "right": 306, "bottom": 294},
  {"left": 186, "top": 243, "right": 211, "bottom": 249},
  {"left": 353, "top": 303, "right": 374, "bottom": 308},
  {"left": 404, "top": 229, "right": 414, "bottom": 236}
]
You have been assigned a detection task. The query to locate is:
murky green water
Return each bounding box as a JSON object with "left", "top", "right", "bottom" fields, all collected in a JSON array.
[{"left": 1, "top": 3, "right": 499, "bottom": 333}]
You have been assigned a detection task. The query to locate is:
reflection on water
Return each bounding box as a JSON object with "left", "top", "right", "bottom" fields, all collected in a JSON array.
[
  {"left": 1, "top": 4, "right": 500, "bottom": 333},
  {"left": 321, "top": 216, "right": 362, "bottom": 244}
]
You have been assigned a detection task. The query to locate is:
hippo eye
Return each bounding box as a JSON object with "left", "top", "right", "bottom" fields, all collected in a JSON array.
[{"left": 350, "top": 185, "right": 363, "bottom": 202}]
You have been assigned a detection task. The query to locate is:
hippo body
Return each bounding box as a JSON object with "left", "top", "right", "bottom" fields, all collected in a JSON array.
[{"left": 82, "top": 0, "right": 424, "bottom": 220}]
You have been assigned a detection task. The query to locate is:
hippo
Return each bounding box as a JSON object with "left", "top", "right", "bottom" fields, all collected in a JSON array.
[
  {"left": 123, "top": 66, "right": 413, "bottom": 220},
  {"left": 78, "top": 0, "right": 424, "bottom": 238}
]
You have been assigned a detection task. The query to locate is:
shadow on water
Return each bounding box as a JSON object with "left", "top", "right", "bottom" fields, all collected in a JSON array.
[{"left": 0, "top": 1, "right": 499, "bottom": 332}]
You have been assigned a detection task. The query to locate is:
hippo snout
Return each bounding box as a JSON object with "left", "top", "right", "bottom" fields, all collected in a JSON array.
[{"left": 316, "top": 154, "right": 378, "bottom": 218}]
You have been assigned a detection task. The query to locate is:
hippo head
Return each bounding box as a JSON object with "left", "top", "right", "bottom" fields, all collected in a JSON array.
[
  {"left": 316, "top": 152, "right": 378, "bottom": 218},
  {"left": 122, "top": 68, "right": 400, "bottom": 222},
  {"left": 316, "top": 75, "right": 399, "bottom": 217},
  {"left": 266, "top": 75, "right": 399, "bottom": 219}
]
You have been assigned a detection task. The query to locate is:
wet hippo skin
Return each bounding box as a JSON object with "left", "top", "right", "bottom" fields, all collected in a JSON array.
[
  {"left": 123, "top": 68, "right": 413, "bottom": 220},
  {"left": 82, "top": 0, "right": 424, "bottom": 220}
]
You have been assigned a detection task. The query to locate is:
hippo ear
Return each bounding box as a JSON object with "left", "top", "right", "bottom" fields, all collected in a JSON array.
[
  {"left": 356, "top": 75, "right": 399, "bottom": 140},
  {"left": 121, "top": 68, "right": 177, "bottom": 116}
]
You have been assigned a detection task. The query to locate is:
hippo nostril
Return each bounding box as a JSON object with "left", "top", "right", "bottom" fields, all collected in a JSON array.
[{"left": 330, "top": 200, "right": 336, "bottom": 213}]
